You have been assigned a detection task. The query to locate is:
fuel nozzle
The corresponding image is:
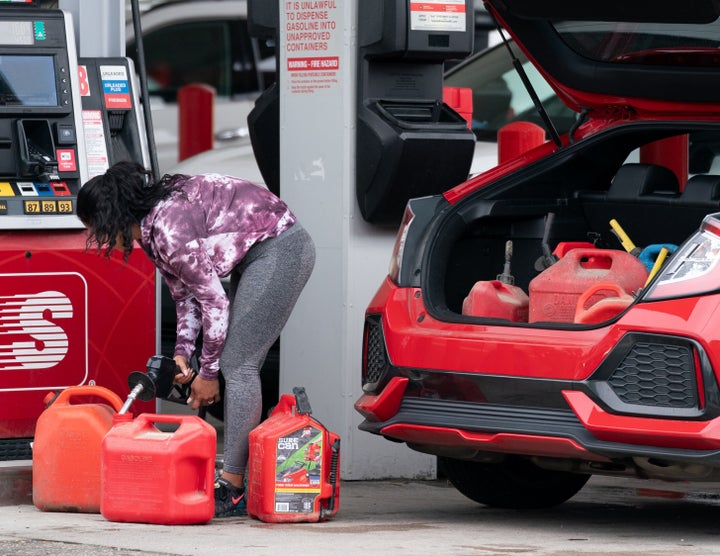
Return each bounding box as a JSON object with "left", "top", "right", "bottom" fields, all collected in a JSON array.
[
  {"left": 119, "top": 355, "right": 182, "bottom": 414},
  {"left": 497, "top": 240, "right": 515, "bottom": 285}
]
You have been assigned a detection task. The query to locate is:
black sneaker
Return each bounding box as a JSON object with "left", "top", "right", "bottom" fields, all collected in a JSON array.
[{"left": 214, "top": 476, "right": 246, "bottom": 517}]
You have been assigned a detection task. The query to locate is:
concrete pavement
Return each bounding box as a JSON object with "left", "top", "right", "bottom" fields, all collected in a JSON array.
[
  {"left": 0, "top": 461, "right": 480, "bottom": 556},
  {"left": 4, "top": 460, "right": 720, "bottom": 555}
]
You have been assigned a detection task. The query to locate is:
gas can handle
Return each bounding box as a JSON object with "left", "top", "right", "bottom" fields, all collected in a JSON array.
[
  {"left": 575, "top": 281, "right": 628, "bottom": 312},
  {"left": 134, "top": 413, "right": 189, "bottom": 427},
  {"left": 292, "top": 386, "right": 313, "bottom": 415},
  {"left": 48, "top": 385, "right": 124, "bottom": 412}
]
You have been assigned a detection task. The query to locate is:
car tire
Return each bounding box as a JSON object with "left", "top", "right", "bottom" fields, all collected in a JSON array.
[{"left": 439, "top": 455, "right": 591, "bottom": 509}]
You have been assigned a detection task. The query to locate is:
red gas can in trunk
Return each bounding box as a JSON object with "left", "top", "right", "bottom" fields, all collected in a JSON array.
[
  {"left": 100, "top": 413, "right": 216, "bottom": 525},
  {"left": 32, "top": 385, "right": 124, "bottom": 513},
  {"left": 462, "top": 279, "right": 529, "bottom": 321},
  {"left": 529, "top": 248, "right": 647, "bottom": 323},
  {"left": 462, "top": 239, "right": 529, "bottom": 321},
  {"left": 247, "top": 387, "right": 340, "bottom": 523}
]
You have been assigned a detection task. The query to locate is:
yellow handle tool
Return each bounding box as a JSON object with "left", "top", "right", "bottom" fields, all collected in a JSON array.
[
  {"left": 645, "top": 247, "right": 669, "bottom": 286},
  {"left": 609, "top": 219, "right": 640, "bottom": 255}
]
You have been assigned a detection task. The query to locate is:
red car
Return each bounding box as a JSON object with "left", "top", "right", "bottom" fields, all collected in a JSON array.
[{"left": 356, "top": 0, "right": 720, "bottom": 509}]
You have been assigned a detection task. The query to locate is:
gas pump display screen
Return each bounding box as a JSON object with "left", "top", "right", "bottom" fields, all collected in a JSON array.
[{"left": 0, "top": 55, "right": 57, "bottom": 106}]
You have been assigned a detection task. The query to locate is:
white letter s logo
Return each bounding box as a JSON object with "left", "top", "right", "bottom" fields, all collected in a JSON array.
[{"left": 0, "top": 291, "right": 72, "bottom": 370}]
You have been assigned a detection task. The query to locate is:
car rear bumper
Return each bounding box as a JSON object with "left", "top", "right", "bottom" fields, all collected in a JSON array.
[{"left": 356, "top": 381, "right": 720, "bottom": 464}]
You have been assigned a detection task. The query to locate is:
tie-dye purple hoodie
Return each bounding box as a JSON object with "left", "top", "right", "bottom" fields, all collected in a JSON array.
[{"left": 139, "top": 174, "right": 296, "bottom": 380}]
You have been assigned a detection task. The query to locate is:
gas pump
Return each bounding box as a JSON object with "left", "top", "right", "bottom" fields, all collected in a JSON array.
[
  {"left": 77, "top": 57, "right": 150, "bottom": 176},
  {"left": 0, "top": 8, "right": 86, "bottom": 228},
  {"left": 356, "top": 0, "right": 476, "bottom": 225},
  {"left": 0, "top": 4, "right": 154, "bottom": 461}
]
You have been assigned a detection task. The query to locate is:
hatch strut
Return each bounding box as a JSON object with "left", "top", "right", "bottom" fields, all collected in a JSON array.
[{"left": 487, "top": 8, "right": 563, "bottom": 148}]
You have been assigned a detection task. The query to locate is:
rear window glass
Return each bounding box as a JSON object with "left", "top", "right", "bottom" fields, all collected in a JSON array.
[
  {"left": 554, "top": 19, "right": 720, "bottom": 66},
  {"left": 444, "top": 44, "right": 576, "bottom": 141}
]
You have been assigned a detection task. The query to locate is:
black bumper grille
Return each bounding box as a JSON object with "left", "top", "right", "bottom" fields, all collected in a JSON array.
[
  {"left": 364, "top": 316, "right": 389, "bottom": 388},
  {"left": 587, "top": 333, "right": 710, "bottom": 419},
  {"left": 0, "top": 438, "right": 32, "bottom": 461},
  {"left": 608, "top": 341, "right": 697, "bottom": 408}
]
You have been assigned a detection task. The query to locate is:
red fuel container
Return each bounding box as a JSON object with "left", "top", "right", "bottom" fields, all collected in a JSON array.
[
  {"left": 529, "top": 248, "right": 647, "bottom": 323},
  {"left": 100, "top": 413, "right": 216, "bottom": 525},
  {"left": 247, "top": 387, "right": 340, "bottom": 523},
  {"left": 33, "top": 385, "right": 124, "bottom": 513},
  {"left": 574, "top": 282, "right": 635, "bottom": 324},
  {"left": 462, "top": 279, "right": 529, "bottom": 321}
]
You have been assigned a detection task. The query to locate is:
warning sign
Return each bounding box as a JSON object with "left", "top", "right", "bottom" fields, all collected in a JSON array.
[
  {"left": 82, "top": 110, "right": 110, "bottom": 178},
  {"left": 283, "top": 0, "right": 340, "bottom": 94},
  {"left": 410, "top": 1, "right": 467, "bottom": 32}
]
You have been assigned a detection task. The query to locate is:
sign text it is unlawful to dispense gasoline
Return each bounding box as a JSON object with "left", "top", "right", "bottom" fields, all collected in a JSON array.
[{"left": 285, "top": 0, "right": 340, "bottom": 93}]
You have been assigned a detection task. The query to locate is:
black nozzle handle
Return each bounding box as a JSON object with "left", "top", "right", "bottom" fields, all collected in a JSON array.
[
  {"left": 292, "top": 386, "right": 313, "bottom": 415},
  {"left": 144, "top": 355, "right": 182, "bottom": 399}
]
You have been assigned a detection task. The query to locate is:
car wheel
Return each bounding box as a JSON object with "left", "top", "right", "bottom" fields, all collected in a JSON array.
[{"left": 439, "top": 455, "right": 590, "bottom": 509}]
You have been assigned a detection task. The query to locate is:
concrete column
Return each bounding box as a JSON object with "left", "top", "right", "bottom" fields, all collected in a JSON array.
[{"left": 277, "top": 0, "right": 435, "bottom": 480}]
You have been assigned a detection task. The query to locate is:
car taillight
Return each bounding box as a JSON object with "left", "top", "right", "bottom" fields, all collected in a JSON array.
[
  {"left": 388, "top": 205, "right": 415, "bottom": 283},
  {"left": 645, "top": 213, "right": 720, "bottom": 300}
]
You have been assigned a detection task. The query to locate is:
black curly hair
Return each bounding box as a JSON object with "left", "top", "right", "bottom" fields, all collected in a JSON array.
[{"left": 77, "top": 160, "right": 185, "bottom": 260}]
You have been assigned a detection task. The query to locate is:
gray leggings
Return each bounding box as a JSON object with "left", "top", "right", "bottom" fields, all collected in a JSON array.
[{"left": 219, "top": 222, "right": 315, "bottom": 476}]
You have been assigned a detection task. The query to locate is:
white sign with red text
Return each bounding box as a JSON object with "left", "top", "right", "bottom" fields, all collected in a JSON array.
[
  {"left": 283, "top": 0, "right": 340, "bottom": 95},
  {"left": 82, "top": 110, "right": 110, "bottom": 178},
  {"left": 410, "top": 0, "right": 467, "bottom": 32}
]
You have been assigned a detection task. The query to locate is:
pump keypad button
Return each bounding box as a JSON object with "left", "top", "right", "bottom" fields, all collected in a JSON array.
[
  {"left": 56, "top": 125, "right": 75, "bottom": 145},
  {"left": 17, "top": 182, "right": 37, "bottom": 196},
  {"left": 0, "top": 182, "right": 14, "bottom": 196},
  {"left": 34, "top": 183, "right": 54, "bottom": 196}
]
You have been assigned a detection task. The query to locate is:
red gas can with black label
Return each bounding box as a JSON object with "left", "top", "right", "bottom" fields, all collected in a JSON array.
[{"left": 247, "top": 387, "right": 340, "bottom": 523}]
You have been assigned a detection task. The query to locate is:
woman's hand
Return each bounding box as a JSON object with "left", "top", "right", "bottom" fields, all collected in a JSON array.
[
  {"left": 187, "top": 375, "right": 220, "bottom": 410},
  {"left": 173, "top": 355, "right": 194, "bottom": 384}
]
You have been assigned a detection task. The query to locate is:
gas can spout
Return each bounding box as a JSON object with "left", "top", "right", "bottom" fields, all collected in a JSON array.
[
  {"left": 119, "top": 383, "right": 145, "bottom": 414},
  {"left": 497, "top": 240, "right": 515, "bottom": 285}
]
